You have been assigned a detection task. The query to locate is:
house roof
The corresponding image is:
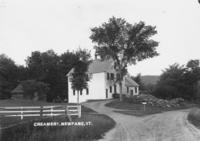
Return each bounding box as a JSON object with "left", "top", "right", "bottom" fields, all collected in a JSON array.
[
  {"left": 88, "top": 59, "right": 114, "bottom": 73},
  {"left": 67, "top": 59, "right": 139, "bottom": 87},
  {"left": 67, "top": 59, "right": 114, "bottom": 75},
  {"left": 11, "top": 84, "right": 24, "bottom": 94},
  {"left": 125, "top": 76, "right": 139, "bottom": 87}
]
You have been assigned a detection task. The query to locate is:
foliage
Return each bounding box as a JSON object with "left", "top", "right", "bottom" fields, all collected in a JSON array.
[
  {"left": 106, "top": 98, "right": 191, "bottom": 117},
  {"left": 90, "top": 17, "right": 159, "bottom": 100},
  {"left": 71, "top": 61, "right": 89, "bottom": 91},
  {"left": 0, "top": 54, "right": 18, "bottom": 99},
  {"left": 24, "top": 49, "right": 91, "bottom": 102},
  {"left": 131, "top": 73, "right": 145, "bottom": 90},
  {"left": 143, "top": 84, "right": 156, "bottom": 94},
  {"left": 153, "top": 60, "right": 200, "bottom": 100},
  {"left": 17, "top": 66, "right": 29, "bottom": 81},
  {"left": 0, "top": 49, "right": 91, "bottom": 102},
  {"left": 26, "top": 50, "right": 61, "bottom": 101},
  {"left": 59, "top": 50, "right": 79, "bottom": 75},
  {"left": 21, "top": 80, "right": 49, "bottom": 100},
  {"left": 70, "top": 49, "right": 91, "bottom": 103}
]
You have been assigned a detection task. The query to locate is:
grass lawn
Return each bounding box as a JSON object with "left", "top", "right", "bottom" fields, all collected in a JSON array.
[
  {"left": 0, "top": 99, "right": 67, "bottom": 107},
  {"left": 0, "top": 99, "right": 116, "bottom": 141},
  {"left": 188, "top": 108, "right": 200, "bottom": 129},
  {"left": 106, "top": 99, "right": 194, "bottom": 116}
]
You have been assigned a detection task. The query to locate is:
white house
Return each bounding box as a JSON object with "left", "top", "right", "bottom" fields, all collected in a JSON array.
[{"left": 67, "top": 59, "right": 139, "bottom": 103}]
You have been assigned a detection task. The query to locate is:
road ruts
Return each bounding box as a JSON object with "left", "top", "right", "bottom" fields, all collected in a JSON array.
[{"left": 83, "top": 101, "right": 200, "bottom": 141}]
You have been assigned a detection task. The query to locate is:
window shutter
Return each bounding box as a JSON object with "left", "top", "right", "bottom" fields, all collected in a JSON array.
[{"left": 107, "top": 73, "right": 110, "bottom": 80}]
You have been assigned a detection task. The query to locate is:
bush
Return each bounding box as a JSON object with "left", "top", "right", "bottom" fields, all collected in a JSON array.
[
  {"left": 112, "top": 93, "right": 119, "bottom": 99},
  {"left": 122, "top": 94, "right": 185, "bottom": 108},
  {"left": 21, "top": 80, "right": 49, "bottom": 100}
]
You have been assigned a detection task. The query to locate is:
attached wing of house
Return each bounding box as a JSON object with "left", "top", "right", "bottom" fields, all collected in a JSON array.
[{"left": 67, "top": 59, "right": 139, "bottom": 103}]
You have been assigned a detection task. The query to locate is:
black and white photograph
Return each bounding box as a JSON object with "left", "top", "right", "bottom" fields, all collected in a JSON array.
[{"left": 0, "top": 0, "right": 200, "bottom": 141}]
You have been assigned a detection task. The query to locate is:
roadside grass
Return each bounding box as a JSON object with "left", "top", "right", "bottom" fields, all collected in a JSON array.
[
  {"left": 0, "top": 105, "right": 96, "bottom": 128},
  {"left": 1, "top": 113, "right": 115, "bottom": 141},
  {"left": 188, "top": 108, "right": 200, "bottom": 129},
  {"left": 106, "top": 99, "right": 194, "bottom": 116},
  {"left": 0, "top": 99, "right": 116, "bottom": 141}
]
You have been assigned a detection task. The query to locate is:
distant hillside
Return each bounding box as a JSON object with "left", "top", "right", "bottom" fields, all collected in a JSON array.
[{"left": 141, "top": 75, "right": 160, "bottom": 86}]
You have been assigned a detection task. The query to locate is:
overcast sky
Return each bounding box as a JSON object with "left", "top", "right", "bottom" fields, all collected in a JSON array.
[{"left": 0, "top": 0, "right": 200, "bottom": 75}]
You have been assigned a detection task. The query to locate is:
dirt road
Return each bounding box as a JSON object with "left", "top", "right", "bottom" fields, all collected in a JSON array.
[{"left": 83, "top": 101, "right": 200, "bottom": 141}]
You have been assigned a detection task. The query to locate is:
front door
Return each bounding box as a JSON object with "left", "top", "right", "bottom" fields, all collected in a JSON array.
[
  {"left": 106, "top": 89, "right": 108, "bottom": 98},
  {"left": 130, "top": 90, "right": 133, "bottom": 96}
]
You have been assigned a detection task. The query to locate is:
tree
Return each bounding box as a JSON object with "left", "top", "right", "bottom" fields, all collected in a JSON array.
[
  {"left": 153, "top": 64, "right": 187, "bottom": 99},
  {"left": 185, "top": 60, "right": 200, "bottom": 99},
  {"left": 0, "top": 54, "right": 18, "bottom": 99},
  {"left": 26, "top": 51, "right": 44, "bottom": 80},
  {"left": 153, "top": 60, "right": 200, "bottom": 100},
  {"left": 26, "top": 50, "right": 63, "bottom": 101},
  {"left": 17, "top": 65, "right": 29, "bottom": 81},
  {"left": 59, "top": 50, "right": 79, "bottom": 75},
  {"left": 70, "top": 49, "right": 91, "bottom": 103},
  {"left": 90, "top": 17, "right": 159, "bottom": 101},
  {"left": 21, "top": 80, "right": 49, "bottom": 100},
  {"left": 131, "top": 73, "right": 144, "bottom": 90},
  {"left": 71, "top": 61, "right": 89, "bottom": 103}
]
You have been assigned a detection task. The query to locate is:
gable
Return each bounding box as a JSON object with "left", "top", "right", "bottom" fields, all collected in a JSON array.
[
  {"left": 11, "top": 84, "right": 24, "bottom": 94},
  {"left": 125, "top": 76, "right": 139, "bottom": 87}
]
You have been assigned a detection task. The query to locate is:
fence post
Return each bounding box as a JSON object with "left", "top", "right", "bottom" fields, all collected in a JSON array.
[
  {"left": 20, "top": 107, "right": 23, "bottom": 120},
  {"left": 65, "top": 105, "right": 67, "bottom": 117},
  {"left": 51, "top": 106, "right": 53, "bottom": 118},
  {"left": 40, "top": 106, "right": 43, "bottom": 117},
  {"left": 78, "top": 105, "right": 81, "bottom": 118}
]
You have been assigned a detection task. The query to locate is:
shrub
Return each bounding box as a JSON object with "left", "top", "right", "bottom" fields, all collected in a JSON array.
[
  {"left": 112, "top": 93, "right": 119, "bottom": 99},
  {"left": 21, "top": 80, "right": 49, "bottom": 100}
]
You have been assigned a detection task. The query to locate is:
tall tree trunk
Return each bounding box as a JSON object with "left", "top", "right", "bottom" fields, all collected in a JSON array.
[
  {"left": 77, "top": 90, "right": 79, "bottom": 104},
  {"left": 119, "top": 81, "right": 123, "bottom": 101}
]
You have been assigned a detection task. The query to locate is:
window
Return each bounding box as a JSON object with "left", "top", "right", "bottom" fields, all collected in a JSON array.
[
  {"left": 73, "top": 90, "right": 75, "bottom": 95},
  {"left": 114, "top": 84, "right": 117, "bottom": 93},
  {"left": 110, "top": 86, "right": 112, "bottom": 93},
  {"left": 127, "top": 87, "right": 129, "bottom": 93},
  {"left": 116, "top": 73, "right": 120, "bottom": 80},
  {"left": 135, "top": 87, "right": 138, "bottom": 93},
  {"left": 110, "top": 73, "right": 114, "bottom": 80},
  {"left": 106, "top": 89, "right": 108, "bottom": 98},
  {"left": 131, "top": 90, "right": 134, "bottom": 95},
  {"left": 86, "top": 74, "right": 89, "bottom": 81},
  {"left": 107, "top": 73, "right": 110, "bottom": 80},
  {"left": 86, "top": 88, "right": 89, "bottom": 95}
]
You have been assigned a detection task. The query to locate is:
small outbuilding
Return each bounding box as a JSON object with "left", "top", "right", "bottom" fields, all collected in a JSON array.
[{"left": 11, "top": 84, "right": 24, "bottom": 99}]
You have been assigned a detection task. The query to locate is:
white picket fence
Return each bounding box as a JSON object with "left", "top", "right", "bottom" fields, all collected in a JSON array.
[{"left": 0, "top": 105, "right": 81, "bottom": 120}]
